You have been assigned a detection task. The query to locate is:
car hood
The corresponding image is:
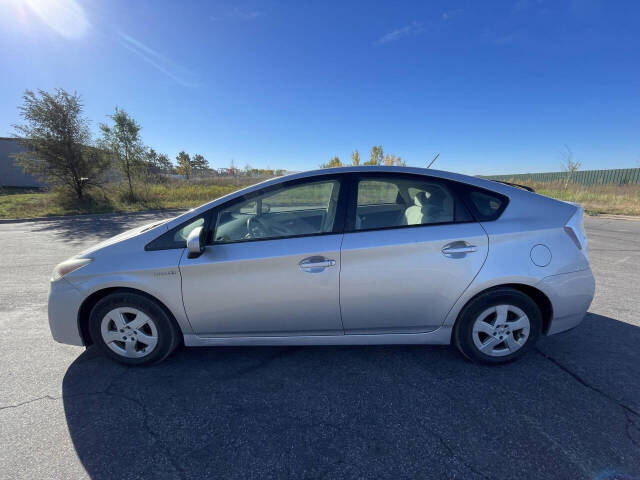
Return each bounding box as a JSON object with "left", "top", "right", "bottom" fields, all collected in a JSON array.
[{"left": 76, "top": 219, "right": 171, "bottom": 257}]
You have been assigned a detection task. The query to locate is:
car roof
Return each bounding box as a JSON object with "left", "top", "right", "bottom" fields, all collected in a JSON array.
[{"left": 276, "top": 166, "right": 520, "bottom": 194}]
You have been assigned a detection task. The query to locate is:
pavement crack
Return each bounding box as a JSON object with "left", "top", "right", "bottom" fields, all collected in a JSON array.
[
  {"left": 535, "top": 348, "right": 640, "bottom": 447},
  {"left": 431, "top": 431, "right": 494, "bottom": 480},
  {"left": 625, "top": 410, "right": 640, "bottom": 448},
  {"left": 105, "top": 375, "right": 188, "bottom": 479},
  {"left": 0, "top": 395, "right": 60, "bottom": 411},
  {"left": 383, "top": 354, "right": 495, "bottom": 480},
  {"left": 213, "top": 347, "right": 302, "bottom": 381},
  {"left": 0, "top": 391, "right": 107, "bottom": 411},
  {"left": 2, "top": 375, "right": 189, "bottom": 477}
]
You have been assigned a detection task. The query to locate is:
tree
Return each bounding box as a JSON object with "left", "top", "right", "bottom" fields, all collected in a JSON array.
[
  {"left": 100, "top": 108, "right": 146, "bottom": 201},
  {"left": 146, "top": 148, "right": 174, "bottom": 175},
  {"left": 561, "top": 144, "right": 580, "bottom": 190},
  {"left": 320, "top": 156, "right": 343, "bottom": 168},
  {"left": 176, "top": 151, "right": 193, "bottom": 179},
  {"left": 157, "top": 153, "right": 173, "bottom": 173},
  {"left": 12, "top": 88, "right": 108, "bottom": 200},
  {"left": 351, "top": 149, "right": 360, "bottom": 165},
  {"left": 383, "top": 154, "right": 405, "bottom": 166},
  {"left": 363, "top": 145, "right": 404, "bottom": 166},
  {"left": 365, "top": 145, "right": 384, "bottom": 165},
  {"left": 191, "top": 153, "right": 210, "bottom": 175}
]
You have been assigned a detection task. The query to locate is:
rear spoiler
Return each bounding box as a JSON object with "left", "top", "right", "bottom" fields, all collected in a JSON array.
[{"left": 489, "top": 180, "right": 535, "bottom": 193}]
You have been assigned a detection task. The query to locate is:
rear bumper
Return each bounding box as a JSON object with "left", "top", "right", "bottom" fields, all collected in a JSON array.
[
  {"left": 538, "top": 268, "right": 595, "bottom": 335},
  {"left": 48, "top": 278, "right": 85, "bottom": 346}
]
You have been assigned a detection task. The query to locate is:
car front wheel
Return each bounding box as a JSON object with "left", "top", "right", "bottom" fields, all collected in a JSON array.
[
  {"left": 89, "top": 292, "right": 180, "bottom": 366},
  {"left": 453, "top": 288, "right": 542, "bottom": 364}
]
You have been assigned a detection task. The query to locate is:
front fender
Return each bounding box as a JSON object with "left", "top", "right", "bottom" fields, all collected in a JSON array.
[{"left": 68, "top": 269, "right": 193, "bottom": 336}]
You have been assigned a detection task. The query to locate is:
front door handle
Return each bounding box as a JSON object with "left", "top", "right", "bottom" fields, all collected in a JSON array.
[
  {"left": 299, "top": 256, "right": 336, "bottom": 272},
  {"left": 442, "top": 242, "right": 477, "bottom": 256}
]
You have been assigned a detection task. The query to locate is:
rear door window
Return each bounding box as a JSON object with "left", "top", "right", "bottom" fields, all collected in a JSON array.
[{"left": 350, "top": 175, "right": 472, "bottom": 231}]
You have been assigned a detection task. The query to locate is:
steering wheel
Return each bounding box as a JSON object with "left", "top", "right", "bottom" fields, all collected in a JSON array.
[
  {"left": 246, "top": 216, "right": 298, "bottom": 239},
  {"left": 246, "top": 216, "right": 270, "bottom": 239}
]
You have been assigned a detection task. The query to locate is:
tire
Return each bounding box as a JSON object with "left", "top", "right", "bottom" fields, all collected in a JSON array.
[
  {"left": 453, "top": 288, "right": 542, "bottom": 364},
  {"left": 89, "top": 292, "right": 181, "bottom": 366}
]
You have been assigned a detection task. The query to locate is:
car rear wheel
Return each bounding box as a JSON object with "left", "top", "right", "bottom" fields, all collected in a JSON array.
[
  {"left": 453, "top": 288, "right": 542, "bottom": 364},
  {"left": 89, "top": 292, "right": 180, "bottom": 366}
]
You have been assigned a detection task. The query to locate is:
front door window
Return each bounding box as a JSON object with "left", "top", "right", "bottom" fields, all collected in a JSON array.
[{"left": 213, "top": 179, "right": 341, "bottom": 243}]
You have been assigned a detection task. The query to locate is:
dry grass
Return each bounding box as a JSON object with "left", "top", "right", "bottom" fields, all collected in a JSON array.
[
  {"left": 0, "top": 177, "right": 269, "bottom": 219},
  {"left": 1, "top": 176, "right": 639, "bottom": 219},
  {"left": 505, "top": 180, "right": 640, "bottom": 216}
]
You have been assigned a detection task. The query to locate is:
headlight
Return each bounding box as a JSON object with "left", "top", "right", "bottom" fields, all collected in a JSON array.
[{"left": 52, "top": 258, "right": 93, "bottom": 281}]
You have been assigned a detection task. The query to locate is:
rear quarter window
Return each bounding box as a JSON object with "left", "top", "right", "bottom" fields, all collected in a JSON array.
[{"left": 467, "top": 189, "right": 508, "bottom": 221}]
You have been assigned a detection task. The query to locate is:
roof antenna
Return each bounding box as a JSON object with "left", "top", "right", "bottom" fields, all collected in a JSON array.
[{"left": 426, "top": 153, "right": 439, "bottom": 168}]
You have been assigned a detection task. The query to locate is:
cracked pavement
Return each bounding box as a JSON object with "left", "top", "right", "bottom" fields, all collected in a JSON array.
[{"left": 1, "top": 213, "right": 639, "bottom": 479}]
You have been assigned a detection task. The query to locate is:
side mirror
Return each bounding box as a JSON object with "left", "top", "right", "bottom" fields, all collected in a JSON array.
[{"left": 186, "top": 226, "right": 205, "bottom": 258}]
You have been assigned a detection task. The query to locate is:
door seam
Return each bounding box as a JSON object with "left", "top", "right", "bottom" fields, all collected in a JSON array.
[
  {"left": 441, "top": 222, "right": 490, "bottom": 327},
  {"left": 337, "top": 233, "right": 346, "bottom": 334},
  {"left": 177, "top": 248, "right": 197, "bottom": 334}
]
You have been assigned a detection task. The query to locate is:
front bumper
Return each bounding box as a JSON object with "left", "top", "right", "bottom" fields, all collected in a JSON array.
[
  {"left": 538, "top": 268, "right": 596, "bottom": 335},
  {"left": 48, "top": 278, "right": 85, "bottom": 346}
]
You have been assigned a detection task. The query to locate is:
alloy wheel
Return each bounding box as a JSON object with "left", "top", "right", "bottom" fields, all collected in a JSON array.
[
  {"left": 471, "top": 304, "right": 531, "bottom": 357},
  {"left": 100, "top": 307, "right": 159, "bottom": 358}
]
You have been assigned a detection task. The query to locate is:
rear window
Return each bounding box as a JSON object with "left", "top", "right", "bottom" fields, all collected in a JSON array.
[{"left": 467, "top": 189, "right": 508, "bottom": 221}]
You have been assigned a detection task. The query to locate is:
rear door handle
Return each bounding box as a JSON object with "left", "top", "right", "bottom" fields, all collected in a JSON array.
[
  {"left": 299, "top": 256, "right": 336, "bottom": 272},
  {"left": 442, "top": 243, "right": 477, "bottom": 256}
]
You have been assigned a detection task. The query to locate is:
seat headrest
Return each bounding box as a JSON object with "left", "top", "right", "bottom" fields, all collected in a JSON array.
[{"left": 414, "top": 191, "right": 429, "bottom": 206}]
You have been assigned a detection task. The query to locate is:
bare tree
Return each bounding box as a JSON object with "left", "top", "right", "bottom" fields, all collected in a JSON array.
[{"left": 561, "top": 144, "right": 580, "bottom": 189}]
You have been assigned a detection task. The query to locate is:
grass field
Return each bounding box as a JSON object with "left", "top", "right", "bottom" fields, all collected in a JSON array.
[
  {"left": 0, "top": 178, "right": 268, "bottom": 219},
  {"left": 1, "top": 177, "right": 639, "bottom": 219},
  {"left": 517, "top": 181, "right": 640, "bottom": 216}
]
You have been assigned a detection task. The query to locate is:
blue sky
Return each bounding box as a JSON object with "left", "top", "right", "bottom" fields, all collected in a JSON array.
[{"left": 0, "top": 0, "right": 638, "bottom": 175}]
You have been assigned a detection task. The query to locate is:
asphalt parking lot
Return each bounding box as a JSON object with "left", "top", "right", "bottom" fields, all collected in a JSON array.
[{"left": 0, "top": 213, "right": 639, "bottom": 480}]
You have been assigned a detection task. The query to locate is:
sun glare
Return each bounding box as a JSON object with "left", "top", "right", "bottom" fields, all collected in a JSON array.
[{"left": 22, "top": 0, "right": 89, "bottom": 39}]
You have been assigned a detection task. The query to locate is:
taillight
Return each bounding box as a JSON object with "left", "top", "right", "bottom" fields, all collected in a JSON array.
[
  {"left": 564, "top": 226, "right": 582, "bottom": 249},
  {"left": 564, "top": 205, "right": 588, "bottom": 258}
]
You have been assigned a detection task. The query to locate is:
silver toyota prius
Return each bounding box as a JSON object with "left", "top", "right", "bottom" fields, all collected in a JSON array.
[{"left": 48, "top": 166, "right": 595, "bottom": 366}]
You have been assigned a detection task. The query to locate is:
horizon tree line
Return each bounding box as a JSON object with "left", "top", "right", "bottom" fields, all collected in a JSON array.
[
  {"left": 320, "top": 145, "right": 406, "bottom": 168},
  {"left": 12, "top": 87, "right": 408, "bottom": 204},
  {"left": 12, "top": 88, "right": 215, "bottom": 202}
]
